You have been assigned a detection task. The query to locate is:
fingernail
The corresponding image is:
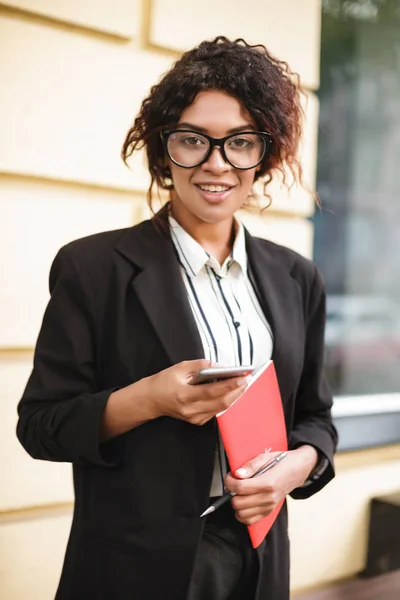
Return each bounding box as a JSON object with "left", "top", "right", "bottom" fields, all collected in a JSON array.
[
  {"left": 237, "top": 378, "right": 247, "bottom": 387},
  {"left": 236, "top": 468, "right": 248, "bottom": 477}
]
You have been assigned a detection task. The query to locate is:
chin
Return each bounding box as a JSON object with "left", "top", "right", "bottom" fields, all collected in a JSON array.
[
  {"left": 172, "top": 191, "right": 240, "bottom": 225},
  {"left": 196, "top": 205, "right": 235, "bottom": 224}
]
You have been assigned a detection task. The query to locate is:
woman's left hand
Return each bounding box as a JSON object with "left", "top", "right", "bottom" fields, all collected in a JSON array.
[{"left": 225, "top": 445, "right": 319, "bottom": 525}]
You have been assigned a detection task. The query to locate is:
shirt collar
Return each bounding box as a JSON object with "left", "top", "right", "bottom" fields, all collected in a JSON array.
[{"left": 168, "top": 215, "right": 247, "bottom": 278}]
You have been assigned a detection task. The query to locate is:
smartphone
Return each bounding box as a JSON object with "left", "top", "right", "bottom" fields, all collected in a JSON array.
[{"left": 190, "top": 365, "right": 255, "bottom": 385}]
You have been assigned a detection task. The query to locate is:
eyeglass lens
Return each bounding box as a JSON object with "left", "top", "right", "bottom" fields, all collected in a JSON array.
[{"left": 166, "top": 132, "right": 266, "bottom": 168}]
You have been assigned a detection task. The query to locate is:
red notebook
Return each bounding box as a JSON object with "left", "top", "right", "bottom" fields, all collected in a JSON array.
[{"left": 216, "top": 360, "right": 288, "bottom": 548}]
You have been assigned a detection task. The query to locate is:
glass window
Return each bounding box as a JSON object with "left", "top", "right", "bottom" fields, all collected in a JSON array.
[{"left": 315, "top": 0, "right": 400, "bottom": 396}]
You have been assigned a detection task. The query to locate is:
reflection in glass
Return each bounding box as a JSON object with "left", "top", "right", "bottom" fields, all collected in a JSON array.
[{"left": 315, "top": 0, "right": 400, "bottom": 395}]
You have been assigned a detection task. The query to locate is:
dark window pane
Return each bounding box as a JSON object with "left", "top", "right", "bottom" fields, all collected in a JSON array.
[{"left": 315, "top": 1, "right": 400, "bottom": 396}]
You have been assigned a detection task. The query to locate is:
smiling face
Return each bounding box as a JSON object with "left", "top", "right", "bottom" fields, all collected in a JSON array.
[{"left": 168, "top": 89, "right": 260, "bottom": 229}]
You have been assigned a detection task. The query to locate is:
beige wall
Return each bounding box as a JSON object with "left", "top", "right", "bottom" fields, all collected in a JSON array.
[{"left": 1, "top": 1, "right": 399, "bottom": 599}]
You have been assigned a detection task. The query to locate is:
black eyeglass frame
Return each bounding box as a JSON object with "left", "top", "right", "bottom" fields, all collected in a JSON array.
[{"left": 160, "top": 129, "right": 272, "bottom": 170}]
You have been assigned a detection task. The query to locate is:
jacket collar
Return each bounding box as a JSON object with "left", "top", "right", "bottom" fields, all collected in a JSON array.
[{"left": 169, "top": 214, "right": 248, "bottom": 278}]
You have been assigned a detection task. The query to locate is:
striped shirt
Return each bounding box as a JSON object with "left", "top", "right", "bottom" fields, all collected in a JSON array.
[{"left": 169, "top": 215, "right": 274, "bottom": 496}]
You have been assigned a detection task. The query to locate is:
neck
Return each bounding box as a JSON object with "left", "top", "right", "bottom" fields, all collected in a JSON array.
[{"left": 170, "top": 201, "right": 235, "bottom": 264}]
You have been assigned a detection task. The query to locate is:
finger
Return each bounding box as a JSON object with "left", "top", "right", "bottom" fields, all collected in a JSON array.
[
  {"left": 183, "top": 379, "right": 247, "bottom": 425},
  {"left": 234, "top": 450, "right": 282, "bottom": 479},
  {"left": 235, "top": 505, "right": 273, "bottom": 519},
  {"left": 196, "top": 376, "right": 248, "bottom": 399},
  {"left": 180, "top": 384, "right": 245, "bottom": 424},
  {"left": 184, "top": 387, "right": 248, "bottom": 426},
  {"left": 231, "top": 493, "right": 273, "bottom": 512},
  {"left": 182, "top": 359, "right": 213, "bottom": 378},
  {"left": 196, "top": 383, "right": 247, "bottom": 416},
  {"left": 225, "top": 471, "right": 276, "bottom": 496},
  {"left": 234, "top": 510, "right": 270, "bottom": 526}
]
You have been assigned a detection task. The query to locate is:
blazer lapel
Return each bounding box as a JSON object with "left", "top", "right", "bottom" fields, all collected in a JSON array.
[
  {"left": 115, "top": 214, "right": 204, "bottom": 366},
  {"left": 245, "top": 231, "right": 304, "bottom": 402}
]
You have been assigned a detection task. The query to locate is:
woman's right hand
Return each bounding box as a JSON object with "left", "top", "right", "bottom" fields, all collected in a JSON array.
[
  {"left": 141, "top": 359, "right": 248, "bottom": 426},
  {"left": 102, "top": 359, "right": 248, "bottom": 440}
]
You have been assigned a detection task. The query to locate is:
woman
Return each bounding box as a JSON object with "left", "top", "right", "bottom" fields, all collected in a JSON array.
[{"left": 17, "top": 37, "right": 337, "bottom": 600}]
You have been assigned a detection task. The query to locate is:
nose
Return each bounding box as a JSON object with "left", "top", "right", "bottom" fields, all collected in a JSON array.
[{"left": 201, "top": 146, "right": 232, "bottom": 174}]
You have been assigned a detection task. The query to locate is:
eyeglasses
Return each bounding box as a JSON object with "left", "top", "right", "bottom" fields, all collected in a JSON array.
[{"left": 161, "top": 129, "right": 272, "bottom": 170}]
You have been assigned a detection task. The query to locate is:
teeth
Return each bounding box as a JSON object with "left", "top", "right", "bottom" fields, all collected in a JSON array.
[{"left": 199, "top": 184, "right": 230, "bottom": 193}]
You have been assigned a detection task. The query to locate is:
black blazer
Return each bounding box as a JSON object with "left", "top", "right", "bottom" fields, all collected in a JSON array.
[{"left": 17, "top": 209, "right": 337, "bottom": 600}]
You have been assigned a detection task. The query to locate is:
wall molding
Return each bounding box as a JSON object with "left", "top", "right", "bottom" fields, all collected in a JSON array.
[
  {"left": 0, "top": 348, "right": 34, "bottom": 358},
  {"left": 0, "top": 173, "right": 312, "bottom": 219},
  {"left": 335, "top": 444, "right": 400, "bottom": 470},
  {"left": 141, "top": 0, "right": 181, "bottom": 58},
  {"left": 0, "top": 3, "right": 132, "bottom": 42},
  {"left": 0, "top": 502, "right": 73, "bottom": 524},
  {"left": 0, "top": 171, "right": 148, "bottom": 198}
]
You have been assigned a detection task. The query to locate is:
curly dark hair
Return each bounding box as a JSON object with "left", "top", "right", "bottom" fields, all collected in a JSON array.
[{"left": 122, "top": 36, "right": 310, "bottom": 210}]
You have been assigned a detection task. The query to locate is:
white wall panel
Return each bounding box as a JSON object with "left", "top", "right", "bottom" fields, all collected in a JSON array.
[
  {"left": 150, "top": 0, "right": 321, "bottom": 90},
  {"left": 0, "top": 511, "right": 72, "bottom": 600},
  {"left": 0, "top": 356, "right": 74, "bottom": 510},
  {"left": 0, "top": 16, "right": 172, "bottom": 190},
  {"left": 0, "top": 176, "right": 142, "bottom": 347}
]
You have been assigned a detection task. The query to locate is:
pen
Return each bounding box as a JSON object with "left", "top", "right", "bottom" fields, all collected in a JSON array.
[{"left": 200, "top": 451, "right": 288, "bottom": 517}]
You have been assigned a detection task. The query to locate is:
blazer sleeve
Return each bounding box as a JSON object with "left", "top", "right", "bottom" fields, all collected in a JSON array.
[
  {"left": 16, "top": 245, "right": 122, "bottom": 467},
  {"left": 289, "top": 266, "right": 338, "bottom": 499}
]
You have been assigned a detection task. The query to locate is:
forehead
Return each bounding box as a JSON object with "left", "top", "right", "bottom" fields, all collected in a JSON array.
[{"left": 177, "top": 89, "right": 255, "bottom": 135}]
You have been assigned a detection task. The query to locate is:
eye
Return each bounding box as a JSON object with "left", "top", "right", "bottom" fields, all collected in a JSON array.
[
  {"left": 228, "top": 136, "right": 254, "bottom": 149},
  {"left": 181, "top": 135, "right": 206, "bottom": 146}
]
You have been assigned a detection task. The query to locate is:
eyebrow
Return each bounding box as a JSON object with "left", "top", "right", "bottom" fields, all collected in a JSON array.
[{"left": 177, "top": 122, "right": 256, "bottom": 134}]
